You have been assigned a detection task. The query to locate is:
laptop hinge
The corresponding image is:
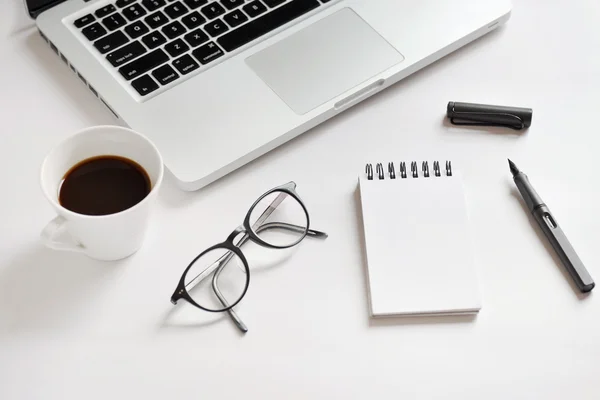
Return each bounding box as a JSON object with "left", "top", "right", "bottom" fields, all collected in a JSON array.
[{"left": 26, "top": 0, "right": 68, "bottom": 19}]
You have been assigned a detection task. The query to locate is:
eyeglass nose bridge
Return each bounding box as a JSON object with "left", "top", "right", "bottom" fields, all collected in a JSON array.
[{"left": 226, "top": 225, "right": 247, "bottom": 244}]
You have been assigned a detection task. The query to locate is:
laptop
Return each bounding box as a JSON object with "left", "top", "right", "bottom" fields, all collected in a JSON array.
[{"left": 27, "top": 0, "right": 512, "bottom": 190}]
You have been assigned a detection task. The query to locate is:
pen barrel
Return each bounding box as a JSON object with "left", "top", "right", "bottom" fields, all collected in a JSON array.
[{"left": 532, "top": 206, "right": 595, "bottom": 293}]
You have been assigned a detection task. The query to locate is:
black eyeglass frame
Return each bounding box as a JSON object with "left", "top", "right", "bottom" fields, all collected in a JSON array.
[{"left": 170, "top": 182, "right": 322, "bottom": 315}]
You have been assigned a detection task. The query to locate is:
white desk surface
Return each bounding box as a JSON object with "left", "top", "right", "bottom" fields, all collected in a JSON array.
[{"left": 2, "top": 1, "right": 600, "bottom": 398}]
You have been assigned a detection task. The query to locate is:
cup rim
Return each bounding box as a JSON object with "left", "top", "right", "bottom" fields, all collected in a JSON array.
[{"left": 40, "top": 125, "right": 164, "bottom": 220}]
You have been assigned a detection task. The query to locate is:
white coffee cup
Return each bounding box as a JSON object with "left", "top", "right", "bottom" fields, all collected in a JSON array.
[{"left": 40, "top": 126, "right": 164, "bottom": 261}]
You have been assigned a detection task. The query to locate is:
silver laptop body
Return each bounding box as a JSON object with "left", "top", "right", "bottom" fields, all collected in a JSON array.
[{"left": 32, "top": 0, "right": 512, "bottom": 190}]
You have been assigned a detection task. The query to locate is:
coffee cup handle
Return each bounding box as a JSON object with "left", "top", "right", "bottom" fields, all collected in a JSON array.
[{"left": 41, "top": 216, "right": 85, "bottom": 253}]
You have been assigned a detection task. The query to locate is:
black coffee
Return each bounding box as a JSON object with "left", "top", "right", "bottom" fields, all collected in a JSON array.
[{"left": 59, "top": 155, "right": 151, "bottom": 216}]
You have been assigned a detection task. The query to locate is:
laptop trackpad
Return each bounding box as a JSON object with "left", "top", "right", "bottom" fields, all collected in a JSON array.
[{"left": 246, "top": 8, "right": 404, "bottom": 115}]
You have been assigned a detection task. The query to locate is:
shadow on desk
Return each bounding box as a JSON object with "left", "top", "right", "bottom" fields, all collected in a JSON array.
[
  {"left": 158, "top": 305, "right": 227, "bottom": 331},
  {"left": 156, "top": 305, "right": 236, "bottom": 336},
  {"left": 441, "top": 116, "right": 525, "bottom": 136},
  {"left": 22, "top": 32, "right": 117, "bottom": 126},
  {"left": 369, "top": 314, "right": 476, "bottom": 327},
  {"left": 0, "top": 242, "right": 238, "bottom": 335},
  {"left": 0, "top": 242, "right": 126, "bottom": 335},
  {"left": 8, "top": 0, "right": 37, "bottom": 37}
]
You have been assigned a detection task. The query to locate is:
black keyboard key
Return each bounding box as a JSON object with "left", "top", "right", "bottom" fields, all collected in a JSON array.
[
  {"left": 116, "top": 0, "right": 136, "bottom": 7},
  {"left": 102, "top": 13, "right": 127, "bottom": 30},
  {"left": 164, "top": 1, "right": 189, "bottom": 18},
  {"left": 172, "top": 54, "right": 200, "bottom": 74},
  {"left": 263, "top": 0, "right": 285, "bottom": 6},
  {"left": 95, "top": 4, "right": 117, "bottom": 18},
  {"left": 119, "top": 48, "right": 169, "bottom": 80},
  {"left": 152, "top": 64, "right": 180, "bottom": 85},
  {"left": 242, "top": 0, "right": 266, "bottom": 17},
  {"left": 223, "top": 9, "right": 248, "bottom": 27},
  {"left": 123, "top": 4, "right": 147, "bottom": 21},
  {"left": 145, "top": 11, "right": 169, "bottom": 28},
  {"left": 141, "top": 0, "right": 166, "bottom": 11},
  {"left": 162, "top": 21, "right": 187, "bottom": 39},
  {"left": 94, "top": 30, "right": 129, "bottom": 53},
  {"left": 141, "top": 31, "right": 168, "bottom": 48},
  {"left": 164, "top": 38, "right": 190, "bottom": 57},
  {"left": 184, "top": 0, "right": 209, "bottom": 9},
  {"left": 204, "top": 18, "right": 228, "bottom": 36},
  {"left": 221, "top": 0, "right": 244, "bottom": 10},
  {"left": 74, "top": 14, "right": 95, "bottom": 28},
  {"left": 201, "top": 2, "right": 225, "bottom": 19},
  {"left": 125, "top": 20, "right": 150, "bottom": 38},
  {"left": 107, "top": 40, "right": 147, "bottom": 66},
  {"left": 192, "top": 41, "right": 224, "bottom": 64},
  {"left": 82, "top": 23, "right": 107, "bottom": 41},
  {"left": 182, "top": 11, "right": 206, "bottom": 29},
  {"left": 131, "top": 75, "right": 159, "bottom": 96},
  {"left": 218, "top": 0, "right": 319, "bottom": 52},
  {"left": 184, "top": 28, "right": 209, "bottom": 46}
]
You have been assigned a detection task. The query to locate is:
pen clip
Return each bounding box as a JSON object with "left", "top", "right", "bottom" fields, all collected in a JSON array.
[{"left": 449, "top": 105, "right": 525, "bottom": 130}]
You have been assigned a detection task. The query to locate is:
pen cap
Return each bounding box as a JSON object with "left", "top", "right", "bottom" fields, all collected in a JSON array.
[{"left": 447, "top": 102, "right": 533, "bottom": 130}]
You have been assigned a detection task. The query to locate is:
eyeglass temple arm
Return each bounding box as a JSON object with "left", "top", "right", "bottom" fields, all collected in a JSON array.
[
  {"left": 208, "top": 222, "right": 328, "bottom": 291},
  {"left": 185, "top": 190, "right": 327, "bottom": 292},
  {"left": 251, "top": 191, "right": 288, "bottom": 231},
  {"left": 251, "top": 193, "right": 329, "bottom": 237},
  {"left": 206, "top": 193, "right": 289, "bottom": 334},
  {"left": 211, "top": 261, "right": 249, "bottom": 333},
  {"left": 207, "top": 223, "right": 327, "bottom": 333},
  {"left": 256, "top": 222, "right": 328, "bottom": 238},
  {"left": 203, "top": 193, "right": 291, "bottom": 298},
  {"left": 185, "top": 222, "right": 328, "bottom": 291},
  {"left": 180, "top": 251, "right": 249, "bottom": 333}
]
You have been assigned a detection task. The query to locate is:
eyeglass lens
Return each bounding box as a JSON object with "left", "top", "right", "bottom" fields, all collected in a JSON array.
[
  {"left": 184, "top": 247, "right": 248, "bottom": 312},
  {"left": 249, "top": 191, "right": 308, "bottom": 247}
]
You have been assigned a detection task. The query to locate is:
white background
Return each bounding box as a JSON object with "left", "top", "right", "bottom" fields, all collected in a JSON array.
[{"left": 2, "top": 1, "right": 600, "bottom": 398}]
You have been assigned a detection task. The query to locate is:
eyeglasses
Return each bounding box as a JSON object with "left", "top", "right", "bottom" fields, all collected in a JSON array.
[{"left": 170, "top": 182, "right": 327, "bottom": 333}]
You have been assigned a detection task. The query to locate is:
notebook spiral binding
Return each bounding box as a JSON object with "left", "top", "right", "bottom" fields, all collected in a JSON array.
[{"left": 365, "top": 161, "right": 453, "bottom": 180}]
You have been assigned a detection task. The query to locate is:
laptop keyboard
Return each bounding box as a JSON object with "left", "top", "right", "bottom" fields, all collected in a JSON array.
[{"left": 73, "top": 0, "right": 334, "bottom": 97}]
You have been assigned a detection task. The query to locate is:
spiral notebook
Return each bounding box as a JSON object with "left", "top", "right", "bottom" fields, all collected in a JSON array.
[{"left": 358, "top": 161, "right": 481, "bottom": 317}]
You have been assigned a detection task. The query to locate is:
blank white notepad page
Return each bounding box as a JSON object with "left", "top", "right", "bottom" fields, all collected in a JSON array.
[{"left": 359, "top": 174, "right": 481, "bottom": 317}]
